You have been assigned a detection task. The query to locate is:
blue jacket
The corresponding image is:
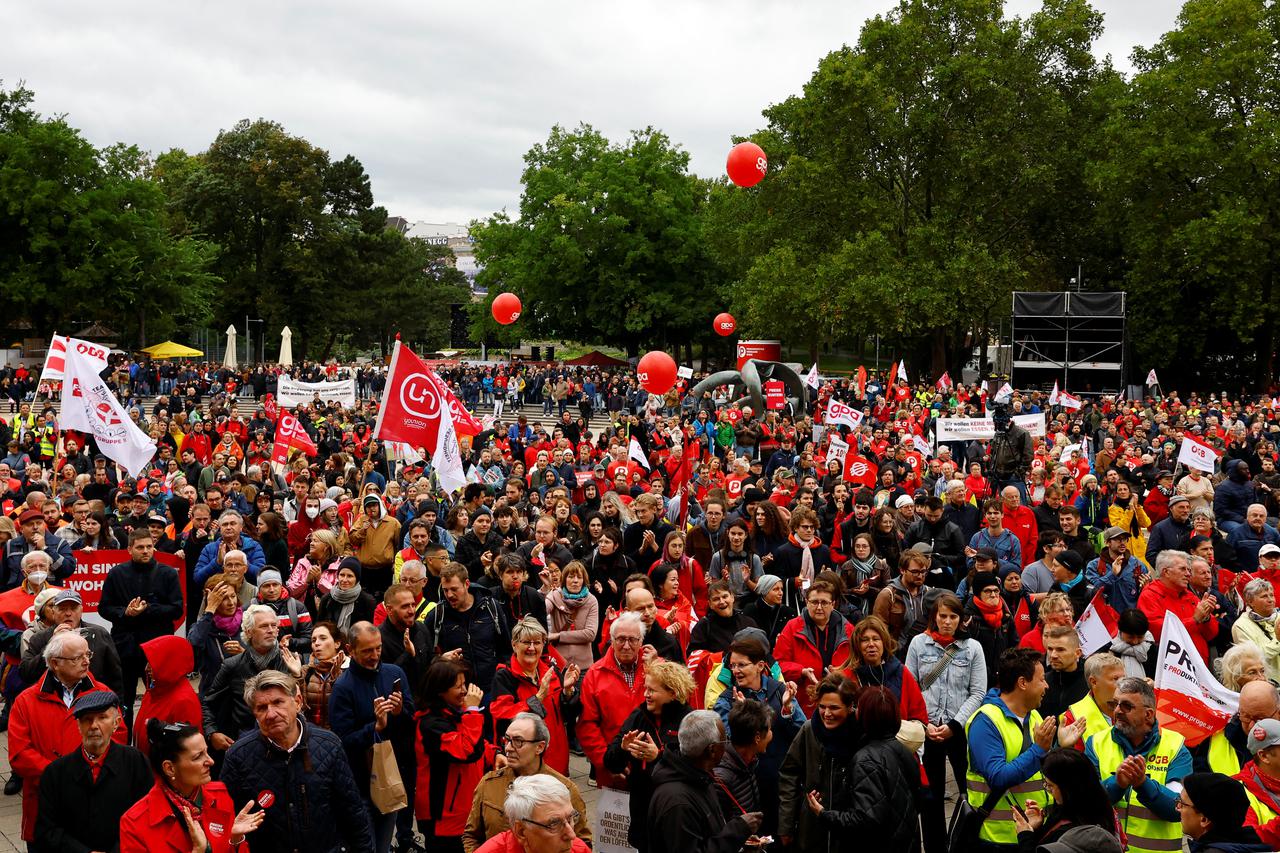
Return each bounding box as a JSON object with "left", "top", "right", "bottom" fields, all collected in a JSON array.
[
  {"left": 1227, "top": 522, "right": 1280, "bottom": 572},
  {"left": 967, "top": 690, "right": 1046, "bottom": 791},
  {"left": 1146, "top": 516, "right": 1192, "bottom": 566},
  {"left": 194, "top": 534, "right": 266, "bottom": 585},
  {"left": 1215, "top": 460, "right": 1256, "bottom": 526},
  {"left": 329, "top": 660, "right": 416, "bottom": 800},
  {"left": 1074, "top": 491, "right": 1109, "bottom": 531},
  {"left": 967, "top": 528, "right": 1021, "bottom": 575},
  {"left": 1086, "top": 555, "right": 1146, "bottom": 613},
  {"left": 1084, "top": 722, "right": 1190, "bottom": 823}
]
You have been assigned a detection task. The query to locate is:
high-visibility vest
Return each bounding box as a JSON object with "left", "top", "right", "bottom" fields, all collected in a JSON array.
[
  {"left": 1065, "top": 693, "right": 1111, "bottom": 746},
  {"left": 964, "top": 703, "right": 1049, "bottom": 845},
  {"left": 1238, "top": 766, "right": 1280, "bottom": 829},
  {"left": 1207, "top": 729, "right": 1243, "bottom": 777},
  {"left": 1091, "top": 726, "right": 1185, "bottom": 853}
]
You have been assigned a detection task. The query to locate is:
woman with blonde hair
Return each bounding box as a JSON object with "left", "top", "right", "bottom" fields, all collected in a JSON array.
[
  {"left": 1219, "top": 640, "right": 1269, "bottom": 692},
  {"left": 286, "top": 528, "right": 342, "bottom": 604},
  {"left": 490, "top": 616, "right": 581, "bottom": 774}
]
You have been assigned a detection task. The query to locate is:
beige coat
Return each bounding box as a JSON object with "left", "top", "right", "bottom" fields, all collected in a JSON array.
[{"left": 462, "top": 763, "right": 592, "bottom": 853}]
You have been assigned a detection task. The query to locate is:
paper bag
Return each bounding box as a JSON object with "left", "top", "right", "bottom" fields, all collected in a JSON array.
[{"left": 370, "top": 740, "right": 408, "bottom": 814}]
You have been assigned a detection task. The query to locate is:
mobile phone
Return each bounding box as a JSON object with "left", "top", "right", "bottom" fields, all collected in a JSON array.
[
  {"left": 1007, "top": 797, "right": 1028, "bottom": 821},
  {"left": 391, "top": 678, "right": 403, "bottom": 695}
]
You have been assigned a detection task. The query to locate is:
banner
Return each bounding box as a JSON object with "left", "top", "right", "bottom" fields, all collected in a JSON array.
[
  {"left": 934, "top": 414, "right": 1046, "bottom": 442},
  {"left": 595, "top": 788, "right": 637, "bottom": 853},
  {"left": 271, "top": 413, "right": 319, "bottom": 465},
  {"left": 1154, "top": 609, "right": 1238, "bottom": 747},
  {"left": 1075, "top": 589, "right": 1119, "bottom": 655},
  {"left": 764, "top": 379, "right": 786, "bottom": 411},
  {"left": 67, "top": 550, "right": 187, "bottom": 632},
  {"left": 1178, "top": 435, "right": 1219, "bottom": 473},
  {"left": 277, "top": 376, "right": 356, "bottom": 408},
  {"left": 824, "top": 400, "right": 863, "bottom": 430},
  {"left": 373, "top": 341, "right": 466, "bottom": 495},
  {"left": 41, "top": 334, "right": 110, "bottom": 383},
  {"left": 826, "top": 435, "right": 849, "bottom": 467},
  {"left": 676, "top": 365, "right": 694, "bottom": 380},
  {"left": 62, "top": 346, "right": 157, "bottom": 477}
]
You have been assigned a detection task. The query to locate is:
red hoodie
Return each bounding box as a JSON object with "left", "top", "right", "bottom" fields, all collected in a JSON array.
[{"left": 135, "top": 635, "right": 202, "bottom": 756}]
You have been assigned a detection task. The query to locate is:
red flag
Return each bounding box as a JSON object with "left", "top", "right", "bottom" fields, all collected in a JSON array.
[
  {"left": 1075, "top": 588, "right": 1120, "bottom": 655},
  {"left": 373, "top": 341, "right": 467, "bottom": 494},
  {"left": 1013, "top": 597, "right": 1032, "bottom": 638},
  {"left": 271, "top": 413, "right": 318, "bottom": 465},
  {"left": 856, "top": 365, "right": 867, "bottom": 400},
  {"left": 442, "top": 382, "right": 484, "bottom": 436},
  {"left": 263, "top": 393, "right": 278, "bottom": 422},
  {"left": 670, "top": 431, "right": 694, "bottom": 526},
  {"left": 843, "top": 452, "right": 877, "bottom": 490}
]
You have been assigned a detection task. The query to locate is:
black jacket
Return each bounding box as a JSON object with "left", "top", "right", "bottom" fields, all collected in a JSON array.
[
  {"left": 98, "top": 558, "right": 185, "bottom": 661},
  {"left": 817, "top": 735, "right": 921, "bottom": 853},
  {"left": 647, "top": 745, "right": 754, "bottom": 853},
  {"left": 644, "top": 619, "right": 685, "bottom": 664},
  {"left": 221, "top": 722, "right": 376, "bottom": 853},
  {"left": 454, "top": 529, "right": 506, "bottom": 577},
  {"left": 778, "top": 719, "right": 860, "bottom": 852},
  {"left": 21, "top": 622, "right": 124, "bottom": 696},
  {"left": 903, "top": 517, "right": 966, "bottom": 582},
  {"left": 493, "top": 583, "right": 548, "bottom": 628},
  {"left": 33, "top": 742, "right": 153, "bottom": 853},
  {"left": 604, "top": 701, "right": 690, "bottom": 853},
  {"left": 377, "top": 616, "right": 433, "bottom": 689},
  {"left": 424, "top": 586, "right": 510, "bottom": 692},
  {"left": 202, "top": 646, "right": 292, "bottom": 741}
]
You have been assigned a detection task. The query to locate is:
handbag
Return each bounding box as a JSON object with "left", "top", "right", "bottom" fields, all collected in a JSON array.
[
  {"left": 947, "top": 787, "right": 1008, "bottom": 853},
  {"left": 369, "top": 739, "right": 408, "bottom": 814},
  {"left": 920, "top": 642, "right": 962, "bottom": 692}
]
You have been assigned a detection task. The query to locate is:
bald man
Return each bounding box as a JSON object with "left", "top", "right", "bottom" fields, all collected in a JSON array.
[
  {"left": 1193, "top": 680, "right": 1280, "bottom": 776},
  {"left": 626, "top": 587, "right": 684, "bottom": 665}
]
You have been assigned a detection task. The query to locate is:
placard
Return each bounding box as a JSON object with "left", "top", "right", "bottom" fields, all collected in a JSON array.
[
  {"left": 595, "top": 787, "right": 637, "bottom": 853},
  {"left": 65, "top": 550, "right": 187, "bottom": 633}
]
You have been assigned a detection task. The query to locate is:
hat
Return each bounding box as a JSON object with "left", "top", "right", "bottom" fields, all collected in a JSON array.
[
  {"left": 148, "top": 515, "right": 167, "bottom": 526},
  {"left": 896, "top": 719, "right": 927, "bottom": 753},
  {"left": 52, "top": 588, "right": 82, "bottom": 607},
  {"left": 337, "top": 556, "right": 362, "bottom": 580},
  {"left": 974, "top": 547, "right": 999, "bottom": 563},
  {"left": 732, "top": 626, "right": 773, "bottom": 659},
  {"left": 70, "top": 690, "right": 120, "bottom": 720},
  {"left": 1036, "top": 825, "right": 1122, "bottom": 853},
  {"left": 1249, "top": 719, "right": 1280, "bottom": 754},
  {"left": 754, "top": 575, "right": 782, "bottom": 600},
  {"left": 894, "top": 494, "right": 915, "bottom": 509},
  {"left": 1181, "top": 771, "right": 1253, "bottom": 830},
  {"left": 319, "top": 498, "right": 338, "bottom": 514},
  {"left": 971, "top": 572, "right": 999, "bottom": 594},
  {"left": 362, "top": 493, "right": 382, "bottom": 506},
  {"left": 17, "top": 508, "right": 42, "bottom": 525},
  {"left": 1057, "top": 549, "right": 1084, "bottom": 575},
  {"left": 32, "top": 587, "right": 61, "bottom": 615},
  {"left": 1103, "top": 526, "right": 1131, "bottom": 541},
  {"left": 258, "top": 569, "right": 283, "bottom": 587},
  {"left": 1261, "top": 544, "right": 1280, "bottom": 559},
  {"left": 742, "top": 487, "right": 768, "bottom": 506},
  {"left": 1167, "top": 494, "right": 1189, "bottom": 508}
]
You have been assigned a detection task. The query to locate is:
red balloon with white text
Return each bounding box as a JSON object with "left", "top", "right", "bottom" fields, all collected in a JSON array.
[
  {"left": 726, "top": 142, "right": 767, "bottom": 188},
  {"left": 713, "top": 312, "right": 737, "bottom": 336},
  {"left": 492, "top": 292, "right": 522, "bottom": 325},
  {"left": 637, "top": 351, "right": 678, "bottom": 395}
]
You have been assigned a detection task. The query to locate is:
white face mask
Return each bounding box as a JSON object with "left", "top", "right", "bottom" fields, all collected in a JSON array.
[
  {"left": 26, "top": 571, "right": 48, "bottom": 587},
  {"left": 305, "top": 507, "right": 320, "bottom": 519}
]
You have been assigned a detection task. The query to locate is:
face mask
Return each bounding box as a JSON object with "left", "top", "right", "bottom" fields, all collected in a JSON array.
[
  {"left": 26, "top": 571, "right": 47, "bottom": 587},
  {"left": 306, "top": 507, "right": 320, "bottom": 519}
]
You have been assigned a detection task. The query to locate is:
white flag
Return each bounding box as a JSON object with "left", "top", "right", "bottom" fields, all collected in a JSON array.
[
  {"left": 897, "top": 360, "right": 908, "bottom": 383},
  {"left": 994, "top": 382, "right": 1014, "bottom": 404},
  {"left": 1058, "top": 390, "right": 1083, "bottom": 411},
  {"left": 40, "top": 334, "right": 109, "bottom": 383},
  {"left": 1155, "top": 609, "right": 1238, "bottom": 746},
  {"left": 1074, "top": 589, "right": 1119, "bottom": 656},
  {"left": 61, "top": 345, "right": 155, "bottom": 477},
  {"left": 1146, "top": 369, "right": 1159, "bottom": 386},
  {"left": 803, "top": 363, "right": 820, "bottom": 390},
  {"left": 824, "top": 400, "right": 864, "bottom": 430},
  {"left": 628, "top": 436, "right": 650, "bottom": 470},
  {"left": 1178, "top": 435, "right": 1219, "bottom": 473},
  {"left": 911, "top": 434, "right": 932, "bottom": 457},
  {"left": 1048, "top": 381, "right": 1060, "bottom": 406}
]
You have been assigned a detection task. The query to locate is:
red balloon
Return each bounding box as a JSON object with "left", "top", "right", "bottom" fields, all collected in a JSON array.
[
  {"left": 491, "top": 292, "right": 522, "bottom": 325},
  {"left": 637, "top": 351, "right": 678, "bottom": 395},
  {"left": 713, "top": 312, "right": 737, "bottom": 336},
  {"left": 726, "top": 141, "right": 767, "bottom": 188}
]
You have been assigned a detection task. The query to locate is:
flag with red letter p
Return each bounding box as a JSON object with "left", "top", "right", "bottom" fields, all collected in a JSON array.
[
  {"left": 271, "top": 414, "right": 318, "bottom": 465},
  {"left": 824, "top": 400, "right": 863, "bottom": 430},
  {"left": 373, "top": 341, "right": 466, "bottom": 495},
  {"left": 1154, "top": 609, "right": 1238, "bottom": 747},
  {"left": 60, "top": 345, "right": 155, "bottom": 477},
  {"left": 1178, "top": 434, "right": 1219, "bottom": 473}
]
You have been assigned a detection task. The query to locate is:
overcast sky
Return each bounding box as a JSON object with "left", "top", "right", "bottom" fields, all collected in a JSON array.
[{"left": 6, "top": 0, "right": 1185, "bottom": 225}]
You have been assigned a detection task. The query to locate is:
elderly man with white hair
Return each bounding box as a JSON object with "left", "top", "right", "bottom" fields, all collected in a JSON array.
[
  {"left": 201, "top": 603, "right": 302, "bottom": 754},
  {"left": 1228, "top": 503, "right": 1280, "bottom": 571},
  {"left": 646, "top": 710, "right": 762, "bottom": 853},
  {"left": 475, "top": 774, "right": 590, "bottom": 853},
  {"left": 1137, "top": 549, "right": 1219, "bottom": 661},
  {"left": 193, "top": 508, "right": 266, "bottom": 585}
]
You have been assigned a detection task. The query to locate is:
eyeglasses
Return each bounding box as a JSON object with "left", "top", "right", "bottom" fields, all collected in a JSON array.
[
  {"left": 502, "top": 734, "right": 546, "bottom": 749},
  {"left": 518, "top": 639, "right": 545, "bottom": 648},
  {"left": 55, "top": 652, "right": 93, "bottom": 663},
  {"left": 1175, "top": 798, "right": 1197, "bottom": 813},
  {"left": 613, "top": 636, "right": 642, "bottom": 646},
  {"left": 520, "top": 811, "right": 580, "bottom": 834},
  {"left": 808, "top": 600, "right": 834, "bottom": 609}
]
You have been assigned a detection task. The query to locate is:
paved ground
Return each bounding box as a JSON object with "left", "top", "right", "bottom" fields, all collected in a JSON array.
[{"left": 0, "top": 735, "right": 23, "bottom": 852}]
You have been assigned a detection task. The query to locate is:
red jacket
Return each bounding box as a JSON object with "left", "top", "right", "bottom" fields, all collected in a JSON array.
[
  {"left": 287, "top": 514, "right": 325, "bottom": 562},
  {"left": 1001, "top": 505, "right": 1039, "bottom": 568},
  {"left": 0, "top": 583, "right": 40, "bottom": 664},
  {"left": 180, "top": 432, "right": 213, "bottom": 465},
  {"left": 9, "top": 672, "right": 126, "bottom": 840},
  {"left": 415, "top": 706, "right": 494, "bottom": 836},
  {"left": 120, "top": 780, "right": 239, "bottom": 853},
  {"left": 490, "top": 653, "right": 571, "bottom": 774},
  {"left": 774, "top": 613, "right": 855, "bottom": 717},
  {"left": 135, "top": 635, "right": 202, "bottom": 756},
  {"left": 651, "top": 555, "right": 709, "bottom": 618},
  {"left": 577, "top": 648, "right": 646, "bottom": 788},
  {"left": 1139, "top": 578, "right": 1218, "bottom": 660},
  {"left": 477, "top": 830, "right": 590, "bottom": 853},
  {"left": 1237, "top": 761, "right": 1280, "bottom": 848}
]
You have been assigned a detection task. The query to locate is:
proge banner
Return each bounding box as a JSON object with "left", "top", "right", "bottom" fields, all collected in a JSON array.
[
  {"left": 65, "top": 550, "right": 187, "bottom": 631},
  {"left": 1153, "top": 609, "right": 1238, "bottom": 747},
  {"left": 276, "top": 376, "right": 357, "bottom": 408}
]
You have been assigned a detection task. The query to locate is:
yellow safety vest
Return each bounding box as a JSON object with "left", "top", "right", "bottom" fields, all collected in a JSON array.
[
  {"left": 1091, "top": 726, "right": 1185, "bottom": 853},
  {"left": 1206, "top": 729, "right": 1243, "bottom": 777},
  {"left": 1064, "top": 694, "right": 1110, "bottom": 747},
  {"left": 964, "top": 703, "right": 1049, "bottom": 845},
  {"left": 38, "top": 425, "right": 56, "bottom": 459}
]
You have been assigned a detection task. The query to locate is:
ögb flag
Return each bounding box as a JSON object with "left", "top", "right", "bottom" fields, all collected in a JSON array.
[
  {"left": 896, "top": 360, "right": 908, "bottom": 384},
  {"left": 824, "top": 399, "right": 864, "bottom": 430},
  {"left": 1154, "top": 609, "right": 1238, "bottom": 747},
  {"left": 628, "top": 436, "right": 650, "bottom": 471},
  {"left": 271, "top": 413, "right": 318, "bottom": 465},
  {"left": 1058, "top": 390, "right": 1083, "bottom": 411},
  {"left": 60, "top": 344, "right": 156, "bottom": 477},
  {"left": 1178, "top": 434, "right": 1219, "bottom": 473},
  {"left": 936, "top": 371, "right": 953, "bottom": 392},
  {"left": 1075, "top": 589, "right": 1120, "bottom": 655},
  {"left": 372, "top": 341, "right": 466, "bottom": 495},
  {"left": 994, "top": 382, "right": 1014, "bottom": 404},
  {"left": 1049, "top": 381, "right": 1061, "bottom": 406},
  {"left": 41, "top": 334, "right": 109, "bottom": 383},
  {"left": 910, "top": 434, "right": 932, "bottom": 457},
  {"left": 1146, "top": 369, "right": 1160, "bottom": 387}
]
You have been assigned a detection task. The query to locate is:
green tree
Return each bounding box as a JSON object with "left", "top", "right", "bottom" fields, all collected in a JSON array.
[
  {"left": 471, "top": 124, "right": 722, "bottom": 358},
  {"left": 1092, "top": 0, "right": 1279, "bottom": 386}
]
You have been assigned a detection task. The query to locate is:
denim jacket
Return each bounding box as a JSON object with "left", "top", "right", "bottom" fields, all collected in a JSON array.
[{"left": 904, "top": 632, "right": 987, "bottom": 731}]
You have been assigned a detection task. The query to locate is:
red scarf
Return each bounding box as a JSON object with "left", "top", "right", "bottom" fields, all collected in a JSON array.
[
  {"left": 971, "top": 594, "right": 1005, "bottom": 630},
  {"left": 927, "top": 629, "right": 956, "bottom": 647}
]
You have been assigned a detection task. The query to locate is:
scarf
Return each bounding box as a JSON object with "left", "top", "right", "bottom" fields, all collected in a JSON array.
[
  {"left": 805, "top": 611, "right": 841, "bottom": 669},
  {"left": 328, "top": 583, "right": 363, "bottom": 632},
  {"left": 855, "top": 656, "right": 904, "bottom": 697},
  {"left": 213, "top": 607, "right": 244, "bottom": 635},
  {"left": 790, "top": 534, "right": 821, "bottom": 586},
  {"left": 1110, "top": 633, "right": 1153, "bottom": 679},
  {"left": 560, "top": 584, "right": 590, "bottom": 604},
  {"left": 1057, "top": 571, "right": 1084, "bottom": 593},
  {"left": 927, "top": 629, "right": 956, "bottom": 647},
  {"left": 247, "top": 643, "right": 281, "bottom": 672},
  {"left": 813, "top": 715, "right": 861, "bottom": 760},
  {"left": 971, "top": 594, "right": 1005, "bottom": 630},
  {"left": 1251, "top": 609, "right": 1279, "bottom": 638},
  {"left": 847, "top": 553, "right": 880, "bottom": 585}
]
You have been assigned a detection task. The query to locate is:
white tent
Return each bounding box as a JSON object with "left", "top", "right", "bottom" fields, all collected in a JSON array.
[
  {"left": 279, "top": 326, "right": 294, "bottom": 367},
  {"left": 223, "top": 325, "right": 238, "bottom": 369}
]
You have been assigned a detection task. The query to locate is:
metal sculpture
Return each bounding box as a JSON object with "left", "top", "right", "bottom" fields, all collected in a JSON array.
[{"left": 689, "top": 359, "right": 810, "bottom": 416}]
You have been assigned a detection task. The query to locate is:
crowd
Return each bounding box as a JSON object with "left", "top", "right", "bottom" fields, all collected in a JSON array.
[{"left": 2, "top": 353, "right": 1280, "bottom": 853}]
